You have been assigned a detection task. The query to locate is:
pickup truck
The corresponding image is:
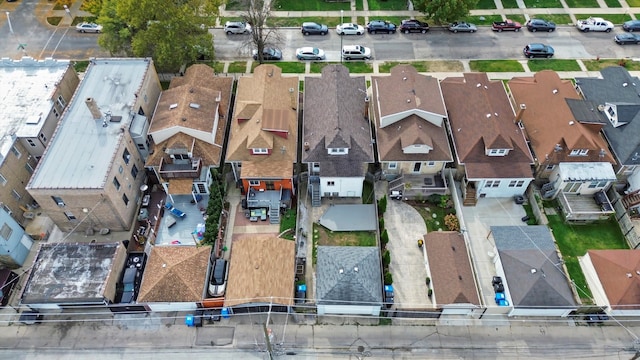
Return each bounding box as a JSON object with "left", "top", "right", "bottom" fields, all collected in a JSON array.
[
  {"left": 492, "top": 19, "right": 522, "bottom": 32},
  {"left": 576, "top": 17, "right": 614, "bottom": 32}
]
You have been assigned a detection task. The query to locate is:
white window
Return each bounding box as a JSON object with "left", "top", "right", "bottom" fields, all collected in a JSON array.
[
  {"left": 57, "top": 95, "right": 66, "bottom": 108},
  {"left": 485, "top": 180, "right": 501, "bottom": 188},
  {"left": 427, "top": 161, "right": 436, "bottom": 167},
  {"left": 11, "top": 189, "right": 21, "bottom": 201},
  {"left": 0, "top": 174, "right": 6, "bottom": 186},
  {"left": 329, "top": 148, "right": 346, "bottom": 154},
  {"left": 0, "top": 223, "right": 12, "bottom": 241},
  {"left": 10, "top": 146, "right": 21, "bottom": 159},
  {"left": 570, "top": 149, "right": 589, "bottom": 156},
  {"left": 327, "top": 181, "right": 335, "bottom": 186},
  {"left": 388, "top": 162, "right": 397, "bottom": 170},
  {"left": 249, "top": 180, "right": 260, "bottom": 186},
  {"left": 252, "top": 148, "right": 268, "bottom": 154},
  {"left": 488, "top": 149, "right": 508, "bottom": 156}
]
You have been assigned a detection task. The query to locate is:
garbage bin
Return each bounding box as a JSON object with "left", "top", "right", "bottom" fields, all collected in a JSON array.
[{"left": 185, "top": 314, "right": 195, "bottom": 327}]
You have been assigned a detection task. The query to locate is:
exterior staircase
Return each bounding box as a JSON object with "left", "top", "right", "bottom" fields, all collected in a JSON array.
[
  {"left": 622, "top": 189, "right": 640, "bottom": 210},
  {"left": 269, "top": 205, "right": 280, "bottom": 224},
  {"left": 310, "top": 176, "right": 321, "bottom": 207},
  {"left": 463, "top": 183, "right": 477, "bottom": 206}
]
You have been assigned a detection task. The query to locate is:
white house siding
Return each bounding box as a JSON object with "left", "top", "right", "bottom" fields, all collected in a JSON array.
[
  {"left": 508, "top": 308, "right": 574, "bottom": 317},
  {"left": 320, "top": 176, "right": 364, "bottom": 198},
  {"left": 317, "top": 304, "right": 381, "bottom": 316},
  {"left": 628, "top": 168, "right": 640, "bottom": 193},
  {"left": 476, "top": 178, "right": 531, "bottom": 198},
  {"left": 578, "top": 254, "right": 610, "bottom": 310}
]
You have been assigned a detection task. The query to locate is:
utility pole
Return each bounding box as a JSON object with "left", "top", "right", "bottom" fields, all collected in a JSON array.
[{"left": 340, "top": 10, "right": 344, "bottom": 64}]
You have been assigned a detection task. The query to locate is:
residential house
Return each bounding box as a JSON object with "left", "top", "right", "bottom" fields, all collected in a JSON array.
[
  {"left": 492, "top": 226, "right": 578, "bottom": 317},
  {"left": 372, "top": 65, "right": 453, "bottom": 198},
  {"left": 509, "top": 71, "right": 617, "bottom": 221},
  {"left": 146, "top": 64, "right": 233, "bottom": 202},
  {"left": 226, "top": 65, "right": 298, "bottom": 224},
  {"left": 316, "top": 246, "right": 383, "bottom": 316},
  {"left": 303, "top": 65, "right": 374, "bottom": 206},
  {"left": 424, "top": 232, "right": 480, "bottom": 314},
  {"left": 440, "top": 73, "right": 534, "bottom": 205},
  {"left": 0, "top": 57, "right": 79, "bottom": 225},
  {"left": 580, "top": 249, "right": 640, "bottom": 316},
  {"left": 224, "top": 235, "right": 295, "bottom": 313},
  {"left": 19, "top": 243, "right": 127, "bottom": 310},
  {"left": 137, "top": 245, "right": 211, "bottom": 312},
  {"left": 575, "top": 67, "right": 640, "bottom": 212},
  {"left": 0, "top": 208, "right": 34, "bottom": 268},
  {"left": 26, "top": 58, "right": 162, "bottom": 233}
]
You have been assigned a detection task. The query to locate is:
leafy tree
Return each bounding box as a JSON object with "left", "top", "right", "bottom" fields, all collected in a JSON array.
[
  {"left": 377, "top": 195, "right": 387, "bottom": 215},
  {"left": 97, "top": 0, "right": 222, "bottom": 71},
  {"left": 240, "top": 0, "right": 284, "bottom": 63},
  {"left": 413, "top": 0, "right": 478, "bottom": 24},
  {"left": 380, "top": 229, "right": 389, "bottom": 248}
]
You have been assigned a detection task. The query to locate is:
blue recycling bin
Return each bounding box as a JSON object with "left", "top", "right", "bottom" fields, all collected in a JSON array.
[
  {"left": 185, "top": 314, "right": 195, "bottom": 327},
  {"left": 495, "top": 292, "right": 505, "bottom": 305},
  {"left": 221, "top": 307, "right": 230, "bottom": 319}
]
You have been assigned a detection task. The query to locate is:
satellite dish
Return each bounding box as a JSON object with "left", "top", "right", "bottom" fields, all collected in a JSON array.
[
  {"left": 597, "top": 104, "right": 605, "bottom": 112},
  {"left": 140, "top": 184, "right": 149, "bottom": 192}
]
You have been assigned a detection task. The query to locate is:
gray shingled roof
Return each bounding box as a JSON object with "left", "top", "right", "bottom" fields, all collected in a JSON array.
[
  {"left": 492, "top": 226, "right": 577, "bottom": 308},
  {"left": 316, "top": 246, "right": 382, "bottom": 305},
  {"left": 565, "top": 99, "right": 607, "bottom": 125},
  {"left": 302, "top": 65, "right": 374, "bottom": 177},
  {"left": 576, "top": 67, "right": 640, "bottom": 166}
]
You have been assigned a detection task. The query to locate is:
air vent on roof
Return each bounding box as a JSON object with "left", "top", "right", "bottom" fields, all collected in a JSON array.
[
  {"left": 189, "top": 103, "right": 200, "bottom": 109},
  {"left": 552, "top": 89, "right": 558, "bottom": 94},
  {"left": 169, "top": 103, "right": 178, "bottom": 109},
  {"left": 623, "top": 83, "right": 628, "bottom": 87}
]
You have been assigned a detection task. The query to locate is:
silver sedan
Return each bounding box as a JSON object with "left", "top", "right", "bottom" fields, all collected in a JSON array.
[{"left": 295, "top": 47, "right": 326, "bottom": 60}]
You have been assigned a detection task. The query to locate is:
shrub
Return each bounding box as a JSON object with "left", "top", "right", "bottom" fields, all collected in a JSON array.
[
  {"left": 439, "top": 195, "right": 451, "bottom": 208},
  {"left": 384, "top": 272, "right": 393, "bottom": 285},
  {"left": 426, "top": 276, "right": 431, "bottom": 285},
  {"left": 379, "top": 218, "right": 385, "bottom": 232},
  {"left": 428, "top": 289, "right": 433, "bottom": 297},
  {"left": 378, "top": 195, "right": 387, "bottom": 214},
  {"left": 444, "top": 214, "right": 460, "bottom": 232},
  {"left": 382, "top": 250, "right": 391, "bottom": 268},
  {"left": 380, "top": 229, "right": 389, "bottom": 247},
  {"left": 428, "top": 194, "right": 442, "bottom": 203}
]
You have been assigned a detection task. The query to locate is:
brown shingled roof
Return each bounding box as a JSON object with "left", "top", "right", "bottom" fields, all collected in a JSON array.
[
  {"left": 508, "top": 71, "right": 615, "bottom": 166},
  {"left": 226, "top": 65, "right": 298, "bottom": 179},
  {"left": 146, "top": 65, "right": 232, "bottom": 168},
  {"left": 424, "top": 232, "right": 480, "bottom": 305},
  {"left": 372, "top": 66, "right": 452, "bottom": 163},
  {"left": 224, "top": 235, "right": 295, "bottom": 307},
  {"left": 137, "top": 245, "right": 211, "bottom": 303},
  {"left": 586, "top": 249, "right": 640, "bottom": 310},
  {"left": 440, "top": 73, "right": 533, "bottom": 179}
]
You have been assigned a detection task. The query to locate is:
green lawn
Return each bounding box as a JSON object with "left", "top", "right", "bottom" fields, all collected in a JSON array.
[
  {"left": 341, "top": 61, "right": 374, "bottom": 73},
  {"left": 523, "top": 0, "right": 563, "bottom": 7},
  {"left": 631, "top": 0, "right": 640, "bottom": 6},
  {"left": 542, "top": 14, "right": 574, "bottom": 26},
  {"left": 410, "top": 198, "right": 456, "bottom": 232},
  {"left": 547, "top": 214, "right": 628, "bottom": 302},
  {"left": 508, "top": 15, "right": 527, "bottom": 24},
  {"left": 583, "top": 59, "right": 640, "bottom": 71},
  {"left": 502, "top": 0, "right": 521, "bottom": 8},
  {"left": 254, "top": 61, "right": 306, "bottom": 73},
  {"left": 266, "top": 17, "right": 343, "bottom": 27},
  {"left": 227, "top": 61, "right": 247, "bottom": 73},
  {"left": 575, "top": 14, "right": 632, "bottom": 24},
  {"left": 271, "top": 0, "right": 350, "bottom": 11},
  {"left": 527, "top": 59, "right": 582, "bottom": 71},
  {"left": 475, "top": 0, "right": 498, "bottom": 9},
  {"left": 604, "top": 0, "right": 623, "bottom": 7},
  {"left": 462, "top": 15, "right": 503, "bottom": 25},
  {"left": 522, "top": 204, "right": 537, "bottom": 225},
  {"left": 310, "top": 62, "right": 330, "bottom": 73},
  {"left": 469, "top": 60, "right": 525, "bottom": 72},
  {"left": 368, "top": 0, "right": 409, "bottom": 10},
  {"left": 279, "top": 208, "right": 297, "bottom": 240},
  {"left": 564, "top": 0, "right": 599, "bottom": 7},
  {"left": 355, "top": 0, "right": 364, "bottom": 10}
]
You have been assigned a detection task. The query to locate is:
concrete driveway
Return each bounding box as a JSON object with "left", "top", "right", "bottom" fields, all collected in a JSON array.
[
  {"left": 384, "top": 196, "right": 430, "bottom": 309},
  {"left": 458, "top": 197, "right": 528, "bottom": 307}
]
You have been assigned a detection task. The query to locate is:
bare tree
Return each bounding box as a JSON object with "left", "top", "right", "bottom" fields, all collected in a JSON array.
[{"left": 242, "top": 0, "right": 284, "bottom": 63}]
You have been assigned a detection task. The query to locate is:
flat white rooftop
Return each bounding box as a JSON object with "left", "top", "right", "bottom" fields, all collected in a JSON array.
[
  {"left": 0, "top": 57, "right": 70, "bottom": 163},
  {"left": 28, "top": 58, "right": 151, "bottom": 190}
]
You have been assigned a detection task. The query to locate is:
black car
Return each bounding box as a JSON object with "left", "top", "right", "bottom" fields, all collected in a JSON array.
[
  {"left": 523, "top": 43, "right": 554, "bottom": 58},
  {"left": 623, "top": 20, "right": 640, "bottom": 32},
  {"left": 615, "top": 33, "right": 640, "bottom": 45},
  {"left": 301, "top": 22, "right": 328, "bottom": 36},
  {"left": 526, "top": 18, "right": 556, "bottom": 32},
  {"left": 366, "top": 20, "right": 397, "bottom": 34},
  {"left": 252, "top": 47, "right": 283, "bottom": 60},
  {"left": 399, "top": 19, "right": 429, "bottom": 34},
  {"left": 120, "top": 267, "right": 137, "bottom": 303}
]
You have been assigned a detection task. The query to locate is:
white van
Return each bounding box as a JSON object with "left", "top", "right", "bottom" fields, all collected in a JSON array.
[{"left": 341, "top": 45, "right": 372, "bottom": 60}]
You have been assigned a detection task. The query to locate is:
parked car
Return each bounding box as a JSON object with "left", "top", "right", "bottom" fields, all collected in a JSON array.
[
  {"left": 492, "top": 19, "right": 522, "bottom": 32},
  {"left": 336, "top": 23, "right": 365, "bottom": 35},
  {"left": 366, "top": 20, "right": 397, "bottom": 34},
  {"left": 301, "top": 22, "right": 328, "bottom": 36},
  {"left": 76, "top": 22, "right": 103, "bottom": 33},
  {"left": 252, "top": 47, "right": 283, "bottom": 60},
  {"left": 576, "top": 17, "right": 614, "bottom": 32},
  {"left": 523, "top": 43, "right": 554, "bottom": 58},
  {"left": 296, "top": 47, "right": 326, "bottom": 60},
  {"left": 526, "top": 18, "right": 556, "bottom": 32},
  {"left": 208, "top": 258, "right": 229, "bottom": 297},
  {"left": 449, "top": 22, "right": 477, "bottom": 33},
  {"left": 615, "top": 33, "right": 640, "bottom": 45},
  {"left": 399, "top": 19, "right": 429, "bottom": 34},
  {"left": 341, "top": 45, "right": 371, "bottom": 60},
  {"left": 224, "top": 21, "right": 251, "bottom": 35},
  {"left": 120, "top": 267, "right": 138, "bottom": 303},
  {"left": 623, "top": 20, "right": 640, "bottom": 32},
  {"left": 0, "top": 269, "right": 18, "bottom": 306}
]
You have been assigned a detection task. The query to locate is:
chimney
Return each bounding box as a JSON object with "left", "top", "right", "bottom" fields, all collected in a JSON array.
[
  {"left": 514, "top": 103, "right": 526, "bottom": 123},
  {"left": 304, "top": 142, "right": 310, "bottom": 151},
  {"left": 85, "top": 97, "right": 102, "bottom": 119},
  {"left": 364, "top": 96, "right": 370, "bottom": 119}
]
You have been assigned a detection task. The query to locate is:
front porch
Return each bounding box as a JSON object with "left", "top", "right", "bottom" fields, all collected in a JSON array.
[
  {"left": 558, "top": 191, "right": 614, "bottom": 222},
  {"left": 388, "top": 172, "right": 448, "bottom": 200}
]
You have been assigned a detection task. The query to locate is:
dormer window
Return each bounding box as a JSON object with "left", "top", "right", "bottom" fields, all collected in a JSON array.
[
  {"left": 328, "top": 148, "right": 347, "bottom": 155},
  {"left": 570, "top": 149, "right": 589, "bottom": 156},
  {"left": 252, "top": 148, "right": 269, "bottom": 155},
  {"left": 487, "top": 149, "right": 509, "bottom": 156}
]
